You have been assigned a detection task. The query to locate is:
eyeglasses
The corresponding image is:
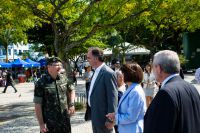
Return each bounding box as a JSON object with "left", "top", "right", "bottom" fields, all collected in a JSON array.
[{"left": 50, "top": 64, "right": 63, "bottom": 67}]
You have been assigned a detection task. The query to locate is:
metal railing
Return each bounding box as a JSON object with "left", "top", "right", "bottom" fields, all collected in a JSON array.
[{"left": 75, "top": 91, "right": 87, "bottom": 104}]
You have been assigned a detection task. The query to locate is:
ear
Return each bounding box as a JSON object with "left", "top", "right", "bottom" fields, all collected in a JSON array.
[{"left": 157, "top": 65, "right": 162, "bottom": 75}]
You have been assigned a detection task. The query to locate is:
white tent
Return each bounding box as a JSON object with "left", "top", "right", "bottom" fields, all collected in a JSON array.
[
  {"left": 103, "top": 42, "right": 150, "bottom": 55},
  {"left": 103, "top": 48, "right": 113, "bottom": 55}
]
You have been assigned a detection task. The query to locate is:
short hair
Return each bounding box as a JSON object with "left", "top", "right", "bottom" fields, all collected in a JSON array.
[
  {"left": 89, "top": 47, "right": 104, "bottom": 62},
  {"left": 121, "top": 63, "right": 143, "bottom": 83},
  {"left": 47, "top": 57, "right": 62, "bottom": 65},
  {"left": 153, "top": 50, "right": 180, "bottom": 74}
]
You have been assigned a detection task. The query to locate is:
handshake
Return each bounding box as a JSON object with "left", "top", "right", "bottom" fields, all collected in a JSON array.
[{"left": 105, "top": 113, "right": 116, "bottom": 129}]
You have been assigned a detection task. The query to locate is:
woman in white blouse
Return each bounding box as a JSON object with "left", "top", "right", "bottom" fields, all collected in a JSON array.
[{"left": 143, "top": 64, "right": 158, "bottom": 107}]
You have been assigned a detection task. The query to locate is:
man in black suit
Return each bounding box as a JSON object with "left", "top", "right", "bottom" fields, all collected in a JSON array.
[
  {"left": 144, "top": 50, "right": 200, "bottom": 133},
  {"left": 87, "top": 47, "right": 118, "bottom": 133}
]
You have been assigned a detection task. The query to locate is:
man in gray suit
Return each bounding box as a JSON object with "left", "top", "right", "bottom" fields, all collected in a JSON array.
[{"left": 87, "top": 47, "right": 118, "bottom": 133}]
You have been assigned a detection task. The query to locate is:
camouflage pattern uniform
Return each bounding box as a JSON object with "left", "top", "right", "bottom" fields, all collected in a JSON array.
[{"left": 34, "top": 72, "right": 74, "bottom": 133}]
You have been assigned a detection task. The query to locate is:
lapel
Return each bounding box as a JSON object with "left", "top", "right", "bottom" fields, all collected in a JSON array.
[
  {"left": 91, "top": 65, "right": 105, "bottom": 95},
  {"left": 117, "top": 83, "right": 137, "bottom": 109}
]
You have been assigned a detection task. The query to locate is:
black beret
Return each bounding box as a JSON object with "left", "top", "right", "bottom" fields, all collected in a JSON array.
[{"left": 47, "top": 57, "right": 62, "bottom": 65}]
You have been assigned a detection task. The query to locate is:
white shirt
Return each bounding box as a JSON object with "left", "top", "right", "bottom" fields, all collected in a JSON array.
[
  {"left": 161, "top": 73, "right": 179, "bottom": 88},
  {"left": 143, "top": 72, "right": 157, "bottom": 89},
  {"left": 118, "top": 83, "right": 126, "bottom": 93},
  {"left": 88, "top": 63, "right": 105, "bottom": 106}
]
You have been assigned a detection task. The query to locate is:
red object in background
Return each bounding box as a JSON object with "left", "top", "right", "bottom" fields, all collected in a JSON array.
[{"left": 18, "top": 75, "right": 26, "bottom": 83}]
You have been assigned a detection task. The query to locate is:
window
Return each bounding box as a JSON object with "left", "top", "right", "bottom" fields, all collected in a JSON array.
[
  {"left": 19, "top": 50, "right": 22, "bottom": 55},
  {"left": 14, "top": 49, "right": 17, "bottom": 54},
  {"left": 8, "top": 49, "right": 11, "bottom": 55},
  {"left": 3, "top": 49, "right": 6, "bottom": 55}
]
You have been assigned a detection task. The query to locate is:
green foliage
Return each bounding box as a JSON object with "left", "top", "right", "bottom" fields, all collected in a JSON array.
[
  {"left": 14, "top": 0, "right": 151, "bottom": 60},
  {"left": 1, "top": 0, "right": 200, "bottom": 63},
  {"left": 179, "top": 54, "right": 188, "bottom": 65},
  {"left": 74, "top": 102, "right": 84, "bottom": 111},
  {"left": 0, "top": 0, "right": 35, "bottom": 62}
]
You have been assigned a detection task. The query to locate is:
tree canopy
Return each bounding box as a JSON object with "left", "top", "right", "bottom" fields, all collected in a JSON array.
[
  {"left": 0, "top": 0, "right": 35, "bottom": 62},
  {"left": 15, "top": 0, "right": 151, "bottom": 60},
  {"left": 1, "top": 0, "right": 200, "bottom": 63}
]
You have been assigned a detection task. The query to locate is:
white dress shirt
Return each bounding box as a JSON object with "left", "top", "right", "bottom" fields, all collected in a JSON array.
[{"left": 88, "top": 63, "right": 105, "bottom": 106}]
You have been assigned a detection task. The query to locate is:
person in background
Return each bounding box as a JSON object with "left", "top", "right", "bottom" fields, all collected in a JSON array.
[
  {"left": 83, "top": 63, "right": 94, "bottom": 121},
  {"left": 33, "top": 70, "right": 38, "bottom": 83},
  {"left": 2, "top": 71, "right": 17, "bottom": 93},
  {"left": 114, "top": 61, "right": 121, "bottom": 73},
  {"left": 144, "top": 50, "right": 200, "bottom": 133},
  {"left": 25, "top": 68, "right": 31, "bottom": 82},
  {"left": 114, "top": 70, "right": 126, "bottom": 133},
  {"left": 87, "top": 47, "right": 118, "bottom": 133},
  {"left": 179, "top": 68, "right": 184, "bottom": 79},
  {"left": 116, "top": 71, "right": 126, "bottom": 96},
  {"left": 83, "top": 63, "right": 94, "bottom": 97},
  {"left": 34, "top": 57, "right": 75, "bottom": 133},
  {"left": 143, "top": 64, "right": 158, "bottom": 107},
  {"left": 72, "top": 68, "right": 77, "bottom": 86},
  {"left": 107, "top": 63, "right": 146, "bottom": 133}
]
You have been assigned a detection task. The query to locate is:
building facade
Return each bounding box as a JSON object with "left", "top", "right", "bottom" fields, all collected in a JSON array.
[{"left": 0, "top": 43, "right": 30, "bottom": 62}]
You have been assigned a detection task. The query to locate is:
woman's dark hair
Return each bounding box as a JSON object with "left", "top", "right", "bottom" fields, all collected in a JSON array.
[
  {"left": 145, "top": 63, "right": 152, "bottom": 74},
  {"left": 121, "top": 63, "right": 143, "bottom": 83}
]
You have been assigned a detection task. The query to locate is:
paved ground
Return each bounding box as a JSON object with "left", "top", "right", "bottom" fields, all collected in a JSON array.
[
  {"left": 0, "top": 74, "right": 199, "bottom": 133},
  {"left": 0, "top": 78, "right": 92, "bottom": 133}
]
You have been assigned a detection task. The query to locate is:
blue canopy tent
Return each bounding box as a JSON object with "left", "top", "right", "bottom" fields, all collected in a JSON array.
[
  {"left": 11, "top": 58, "right": 31, "bottom": 68},
  {"left": 24, "top": 58, "right": 41, "bottom": 67},
  {"left": 0, "top": 62, "right": 12, "bottom": 68},
  {"left": 39, "top": 58, "right": 47, "bottom": 67}
]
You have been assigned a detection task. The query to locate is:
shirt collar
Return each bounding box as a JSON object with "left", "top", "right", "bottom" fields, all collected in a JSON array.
[
  {"left": 161, "top": 73, "right": 179, "bottom": 88},
  {"left": 95, "top": 63, "right": 105, "bottom": 73}
]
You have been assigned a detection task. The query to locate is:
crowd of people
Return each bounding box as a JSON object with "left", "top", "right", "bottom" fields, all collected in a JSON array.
[{"left": 33, "top": 47, "right": 200, "bottom": 133}]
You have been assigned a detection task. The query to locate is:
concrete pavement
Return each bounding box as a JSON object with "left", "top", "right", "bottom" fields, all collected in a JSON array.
[
  {"left": 0, "top": 74, "right": 199, "bottom": 133},
  {"left": 0, "top": 79, "right": 92, "bottom": 133}
]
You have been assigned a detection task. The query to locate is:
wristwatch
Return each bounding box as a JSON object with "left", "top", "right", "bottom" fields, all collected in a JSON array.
[{"left": 69, "top": 102, "right": 74, "bottom": 107}]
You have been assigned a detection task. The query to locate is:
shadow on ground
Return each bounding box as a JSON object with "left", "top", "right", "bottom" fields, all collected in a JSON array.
[{"left": 0, "top": 103, "right": 35, "bottom": 123}]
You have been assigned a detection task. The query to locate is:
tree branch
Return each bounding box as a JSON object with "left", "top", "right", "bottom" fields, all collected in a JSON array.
[
  {"left": 21, "top": 1, "right": 51, "bottom": 21},
  {"left": 65, "top": 25, "right": 100, "bottom": 52},
  {"left": 68, "top": 1, "right": 97, "bottom": 31},
  {"left": 100, "top": 8, "right": 150, "bottom": 28},
  {"left": 50, "top": 0, "right": 69, "bottom": 20},
  {"left": 64, "top": 8, "right": 150, "bottom": 52}
]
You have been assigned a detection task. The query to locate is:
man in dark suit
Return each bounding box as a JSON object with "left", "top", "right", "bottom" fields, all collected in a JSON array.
[
  {"left": 87, "top": 47, "right": 118, "bottom": 133},
  {"left": 2, "top": 71, "right": 17, "bottom": 93},
  {"left": 144, "top": 50, "right": 200, "bottom": 133}
]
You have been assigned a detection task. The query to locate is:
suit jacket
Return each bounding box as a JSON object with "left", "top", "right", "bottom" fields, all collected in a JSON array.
[
  {"left": 116, "top": 83, "right": 146, "bottom": 133},
  {"left": 144, "top": 76, "right": 200, "bottom": 133},
  {"left": 90, "top": 64, "right": 118, "bottom": 127}
]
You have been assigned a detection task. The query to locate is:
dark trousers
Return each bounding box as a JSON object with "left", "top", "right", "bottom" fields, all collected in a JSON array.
[
  {"left": 84, "top": 82, "right": 91, "bottom": 121},
  {"left": 92, "top": 125, "right": 113, "bottom": 133},
  {"left": 44, "top": 115, "right": 71, "bottom": 133},
  {"left": 3, "top": 82, "right": 17, "bottom": 93},
  {"left": 114, "top": 125, "right": 119, "bottom": 133}
]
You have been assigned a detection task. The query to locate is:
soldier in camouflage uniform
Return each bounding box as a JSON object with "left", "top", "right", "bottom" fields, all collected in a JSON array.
[{"left": 34, "top": 57, "right": 75, "bottom": 133}]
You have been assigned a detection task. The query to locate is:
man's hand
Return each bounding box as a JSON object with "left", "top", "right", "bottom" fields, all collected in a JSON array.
[
  {"left": 106, "top": 113, "right": 115, "bottom": 122},
  {"left": 40, "top": 123, "right": 48, "bottom": 133},
  {"left": 105, "top": 112, "right": 115, "bottom": 129},
  {"left": 105, "top": 121, "right": 115, "bottom": 129},
  {"left": 68, "top": 106, "right": 75, "bottom": 116}
]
